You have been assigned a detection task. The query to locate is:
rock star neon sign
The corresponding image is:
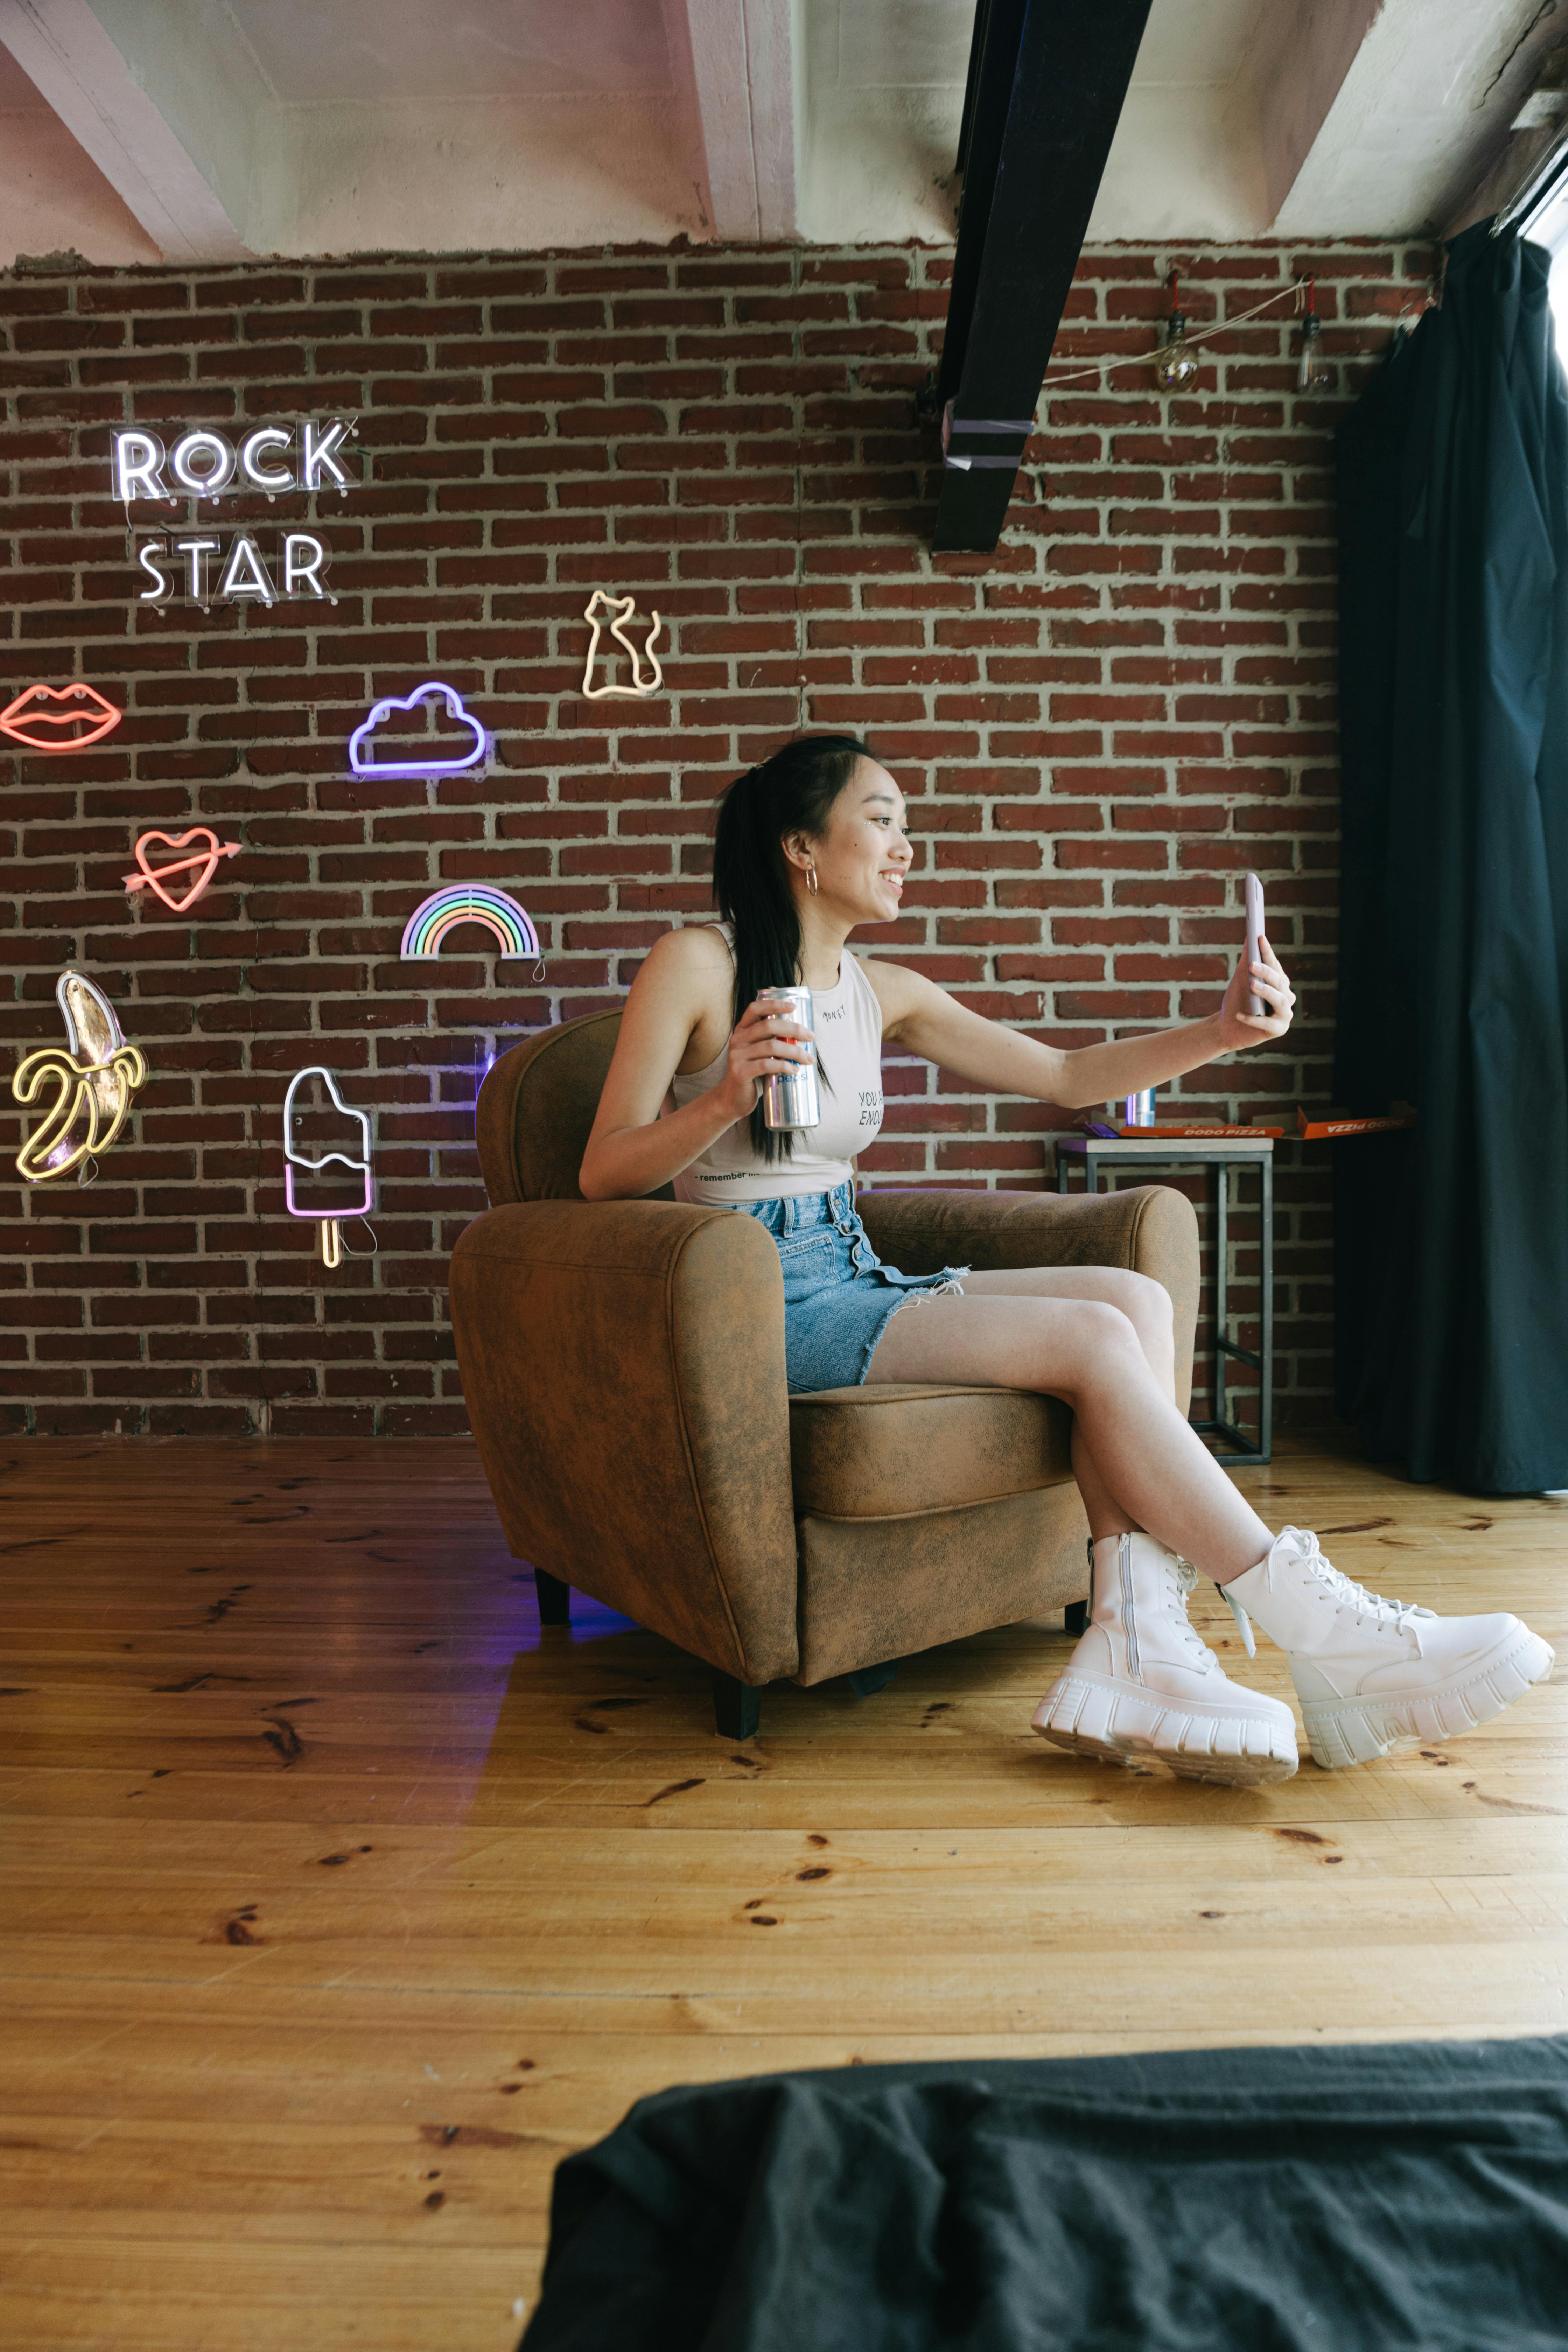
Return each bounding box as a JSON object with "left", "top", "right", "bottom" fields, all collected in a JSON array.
[{"left": 111, "top": 418, "right": 357, "bottom": 609}]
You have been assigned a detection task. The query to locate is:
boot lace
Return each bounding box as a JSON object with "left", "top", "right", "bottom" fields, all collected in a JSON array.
[
  {"left": 1221, "top": 1525, "right": 1432, "bottom": 1658},
  {"left": 1277, "top": 1527, "right": 1430, "bottom": 1641},
  {"left": 1168, "top": 1558, "right": 1220, "bottom": 1673}
]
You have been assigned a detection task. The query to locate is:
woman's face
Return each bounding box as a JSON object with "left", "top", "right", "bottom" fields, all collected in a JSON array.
[{"left": 788, "top": 759, "right": 912, "bottom": 925}]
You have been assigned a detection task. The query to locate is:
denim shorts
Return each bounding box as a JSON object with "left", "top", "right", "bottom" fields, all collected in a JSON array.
[{"left": 736, "top": 1181, "right": 968, "bottom": 1394}]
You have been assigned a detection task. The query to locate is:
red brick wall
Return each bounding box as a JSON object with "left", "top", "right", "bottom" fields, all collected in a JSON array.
[{"left": 0, "top": 236, "right": 1431, "bottom": 1436}]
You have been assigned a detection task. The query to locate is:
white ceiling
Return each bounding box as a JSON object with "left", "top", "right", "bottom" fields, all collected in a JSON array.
[
  {"left": 230, "top": 0, "right": 675, "bottom": 103},
  {"left": 0, "top": 0, "right": 1559, "bottom": 266}
]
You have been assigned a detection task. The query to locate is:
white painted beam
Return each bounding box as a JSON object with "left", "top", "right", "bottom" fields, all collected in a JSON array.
[
  {"left": 676, "top": 0, "right": 799, "bottom": 241},
  {"left": 0, "top": 0, "right": 248, "bottom": 261},
  {"left": 1246, "top": 0, "right": 1385, "bottom": 225}
]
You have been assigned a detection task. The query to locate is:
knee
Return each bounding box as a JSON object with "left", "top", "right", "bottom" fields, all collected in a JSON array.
[
  {"left": 1108, "top": 1270, "right": 1174, "bottom": 1355},
  {"left": 1049, "top": 1299, "right": 1146, "bottom": 1391}
]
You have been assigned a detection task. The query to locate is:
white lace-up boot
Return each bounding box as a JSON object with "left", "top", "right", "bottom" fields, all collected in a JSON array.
[
  {"left": 1221, "top": 1526, "right": 1556, "bottom": 1770},
  {"left": 1033, "top": 1531, "right": 1298, "bottom": 1785}
]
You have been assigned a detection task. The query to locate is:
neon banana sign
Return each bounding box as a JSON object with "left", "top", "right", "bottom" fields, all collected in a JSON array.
[{"left": 11, "top": 972, "right": 148, "bottom": 1184}]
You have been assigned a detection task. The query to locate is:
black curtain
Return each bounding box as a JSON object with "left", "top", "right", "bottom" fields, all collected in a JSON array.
[{"left": 1335, "top": 220, "right": 1568, "bottom": 1492}]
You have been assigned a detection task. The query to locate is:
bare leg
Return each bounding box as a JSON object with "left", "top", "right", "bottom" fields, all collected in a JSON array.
[
  {"left": 955, "top": 1269, "right": 1175, "bottom": 1543},
  {"left": 867, "top": 1292, "right": 1272, "bottom": 1582}
]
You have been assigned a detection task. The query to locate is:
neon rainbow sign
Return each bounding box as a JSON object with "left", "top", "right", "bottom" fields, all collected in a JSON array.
[{"left": 399, "top": 885, "right": 540, "bottom": 961}]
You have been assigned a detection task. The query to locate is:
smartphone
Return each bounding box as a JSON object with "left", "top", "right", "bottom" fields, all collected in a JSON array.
[{"left": 1244, "top": 873, "right": 1265, "bottom": 1017}]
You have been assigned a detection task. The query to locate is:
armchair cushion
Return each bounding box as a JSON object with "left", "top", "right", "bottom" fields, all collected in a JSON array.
[{"left": 789, "top": 1382, "right": 1073, "bottom": 1519}]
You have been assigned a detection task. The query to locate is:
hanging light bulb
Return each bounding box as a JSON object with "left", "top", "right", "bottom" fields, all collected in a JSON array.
[
  {"left": 1297, "top": 275, "right": 1333, "bottom": 392},
  {"left": 1154, "top": 270, "right": 1199, "bottom": 391}
]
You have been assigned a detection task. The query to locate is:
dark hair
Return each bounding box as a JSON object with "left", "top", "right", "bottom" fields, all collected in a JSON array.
[{"left": 712, "top": 733, "right": 873, "bottom": 1162}]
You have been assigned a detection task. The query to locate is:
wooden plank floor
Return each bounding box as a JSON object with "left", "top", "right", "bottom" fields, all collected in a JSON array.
[{"left": 1, "top": 1435, "right": 1564, "bottom": 2351}]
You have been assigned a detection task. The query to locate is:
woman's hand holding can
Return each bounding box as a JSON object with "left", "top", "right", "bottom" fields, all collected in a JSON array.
[{"left": 718, "top": 994, "right": 815, "bottom": 1119}]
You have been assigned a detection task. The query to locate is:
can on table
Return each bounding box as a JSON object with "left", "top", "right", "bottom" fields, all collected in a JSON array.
[{"left": 756, "top": 986, "right": 820, "bottom": 1130}]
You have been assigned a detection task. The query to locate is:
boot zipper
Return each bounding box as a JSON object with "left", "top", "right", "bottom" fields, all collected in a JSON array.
[{"left": 1120, "top": 1533, "right": 1139, "bottom": 1681}]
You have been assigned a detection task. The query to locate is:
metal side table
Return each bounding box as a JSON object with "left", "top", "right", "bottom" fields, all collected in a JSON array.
[{"left": 1055, "top": 1134, "right": 1274, "bottom": 1464}]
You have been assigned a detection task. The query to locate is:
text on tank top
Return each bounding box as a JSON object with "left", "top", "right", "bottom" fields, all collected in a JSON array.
[{"left": 667, "top": 923, "right": 885, "bottom": 1203}]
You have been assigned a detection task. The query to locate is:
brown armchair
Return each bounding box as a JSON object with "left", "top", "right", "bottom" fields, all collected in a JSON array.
[{"left": 450, "top": 1010, "right": 1200, "bottom": 1738}]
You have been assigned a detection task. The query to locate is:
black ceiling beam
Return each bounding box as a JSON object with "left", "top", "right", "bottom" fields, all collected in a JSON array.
[{"left": 933, "top": 0, "right": 1153, "bottom": 555}]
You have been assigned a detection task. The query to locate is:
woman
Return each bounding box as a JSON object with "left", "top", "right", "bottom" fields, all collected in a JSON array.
[{"left": 581, "top": 736, "right": 1553, "bottom": 1784}]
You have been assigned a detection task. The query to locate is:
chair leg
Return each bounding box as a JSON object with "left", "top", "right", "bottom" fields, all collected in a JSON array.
[
  {"left": 534, "top": 1567, "right": 571, "bottom": 1627},
  {"left": 712, "top": 1671, "right": 761, "bottom": 1741},
  {"left": 1064, "top": 1598, "right": 1089, "bottom": 1638}
]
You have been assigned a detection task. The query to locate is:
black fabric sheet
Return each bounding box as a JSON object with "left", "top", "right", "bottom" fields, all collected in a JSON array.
[
  {"left": 522, "top": 2037, "right": 1568, "bottom": 2350},
  {"left": 1333, "top": 220, "right": 1568, "bottom": 1490}
]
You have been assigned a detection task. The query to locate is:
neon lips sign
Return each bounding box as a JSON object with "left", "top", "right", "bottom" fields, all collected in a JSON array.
[
  {"left": 0, "top": 682, "right": 122, "bottom": 753},
  {"left": 112, "top": 418, "right": 356, "bottom": 608}
]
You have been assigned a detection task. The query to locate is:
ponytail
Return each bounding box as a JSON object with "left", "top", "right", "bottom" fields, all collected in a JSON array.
[{"left": 711, "top": 733, "right": 871, "bottom": 1163}]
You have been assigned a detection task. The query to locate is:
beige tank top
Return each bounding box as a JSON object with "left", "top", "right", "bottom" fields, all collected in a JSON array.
[{"left": 668, "top": 923, "right": 886, "bottom": 1203}]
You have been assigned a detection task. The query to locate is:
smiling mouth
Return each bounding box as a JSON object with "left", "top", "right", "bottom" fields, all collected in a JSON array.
[{"left": 0, "top": 682, "right": 122, "bottom": 752}]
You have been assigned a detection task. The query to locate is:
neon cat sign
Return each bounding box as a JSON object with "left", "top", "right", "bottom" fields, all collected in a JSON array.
[{"left": 111, "top": 419, "right": 356, "bottom": 607}]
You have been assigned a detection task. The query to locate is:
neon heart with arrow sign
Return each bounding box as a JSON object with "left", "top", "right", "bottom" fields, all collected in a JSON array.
[{"left": 123, "top": 829, "right": 242, "bottom": 913}]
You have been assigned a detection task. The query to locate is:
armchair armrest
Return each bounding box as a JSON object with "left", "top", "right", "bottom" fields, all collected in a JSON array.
[
  {"left": 449, "top": 1199, "right": 798, "bottom": 1684},
  {"left": 857, "top": 1186, "right": 1200, "bottom": 1414}
]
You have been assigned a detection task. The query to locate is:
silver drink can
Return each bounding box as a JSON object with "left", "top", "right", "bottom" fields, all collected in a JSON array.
[{"left": 757, "top": 986, "right": 821, "bottom": 1130}]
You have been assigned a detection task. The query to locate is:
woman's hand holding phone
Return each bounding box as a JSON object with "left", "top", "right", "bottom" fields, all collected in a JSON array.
[{"left": 1216, "top": 873, "right": 1296, "bottom": 1047}]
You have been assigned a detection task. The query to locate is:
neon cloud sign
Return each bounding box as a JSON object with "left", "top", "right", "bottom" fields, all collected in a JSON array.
[
  {"left": 283, "top": 1066, "right": 375, "bottom": 1271},
  {"left": 0, "top": 683, "right": 122, "bottom": 753},
  {"left": 112, "top": 418, "right": 356, "bottom": 610},
  {"left": 124, "top": 828, "right": 243, "bottom": 913},
  {"left": 11, "top": 971, "right": 148, "bottom": 1185},
  {"left": 349, "top": 682, "right": 490, "bottom": 778},
  {"left": 400, "top": 884, "right": 540, "bottom": 961}
]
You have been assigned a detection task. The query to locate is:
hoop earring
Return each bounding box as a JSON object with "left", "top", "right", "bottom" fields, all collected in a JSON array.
[{"left": 806, "top": 863, "right": 819, "bottom": 897}]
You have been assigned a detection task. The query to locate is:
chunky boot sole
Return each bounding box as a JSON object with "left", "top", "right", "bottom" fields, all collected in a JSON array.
[
  {"left": 1300, "top": 1628, "right": 1556, "bottom": 1770},
  {"left": 1032, "top": 1668, "right": 1298, "bottom": 1787}
]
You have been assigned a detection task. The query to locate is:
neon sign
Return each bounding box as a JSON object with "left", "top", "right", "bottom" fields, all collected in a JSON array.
[
  {"left": 349, "top": 682, "right": 489, "bottom": 778},
  {"left": 0, "top": 682, "right": 122, "bottom": 753},
  {"left": 111, "top": 420, "right": 357, "bottom": 504},
  {"left": 581, "top": 590, "right": 665, "bottom": 699},
  {"left": 112, "top": 418, "right": 355, "bottom": 608},
  {"left": 135, "top": 532, "right": 330, "bottom": 606},
  {"left": 124, "top": 829, "right": 243, "bottom": 913},
  {"left": 283, "top": 1066, "right": 374, "bottom": 1271},
  {"left": 400, "top": 885, "right": 540, "bottom": 960},
  {"left": 11, "top": 972, "right": 148, "bottom": 1184}
]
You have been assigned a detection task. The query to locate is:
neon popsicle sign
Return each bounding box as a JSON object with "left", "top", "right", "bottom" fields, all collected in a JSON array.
[{"left": 283, "top": 1066, "right": 374, "bottom": 1271}]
